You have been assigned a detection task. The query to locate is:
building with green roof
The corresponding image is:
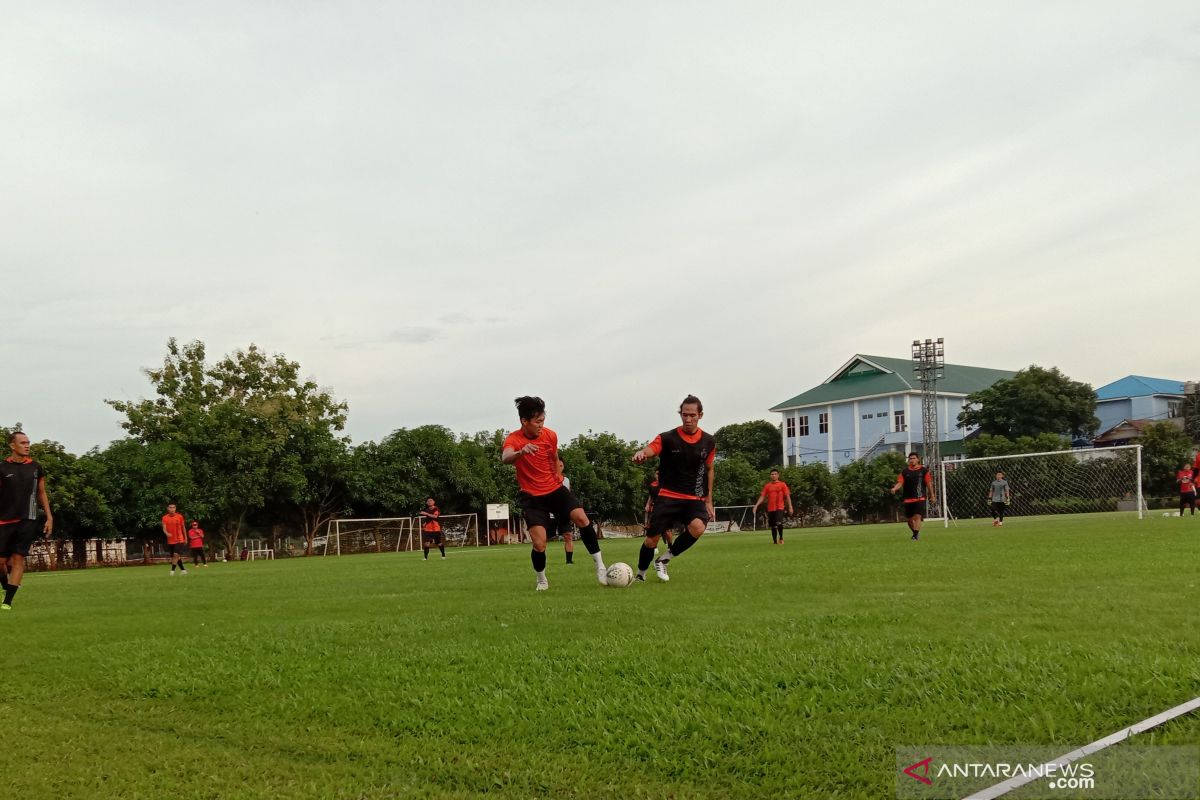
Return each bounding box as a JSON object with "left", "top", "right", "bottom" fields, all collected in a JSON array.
[{"left": 769, "top": 355, "right": 1016, "bottom": 469}]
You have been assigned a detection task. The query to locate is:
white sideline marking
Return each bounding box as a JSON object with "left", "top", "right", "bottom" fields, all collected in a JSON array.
[{"left": 963, "top": 696, "right": 1200, "bottom": 800}]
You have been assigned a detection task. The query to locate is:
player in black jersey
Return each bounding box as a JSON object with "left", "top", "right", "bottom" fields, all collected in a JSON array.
[
  {"left": 0, "top": 431, "right": 54, "bottom": 610},
  {"left": 631, "top": 396, "right": 715, "bottom": 582},
  {"left": 890, "top": 452, "right": 935, "bottom": 541}
]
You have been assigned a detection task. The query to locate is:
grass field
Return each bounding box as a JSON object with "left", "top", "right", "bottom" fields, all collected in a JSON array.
[{"left": 3, "top": 513, "right": 1199, "bottom": 799}]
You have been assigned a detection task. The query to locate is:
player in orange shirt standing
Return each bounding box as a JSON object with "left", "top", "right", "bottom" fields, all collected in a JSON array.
[
  {"left": 1177, "top": 462, "right": 1196, "bottom": 517},
  {"left": 420, "top": 496, "right": 446, "bottom": 560},
  {"left": 890, "top": 452, "right": 935, "bottom": 542},
  {"left": 500, "top": 396, "right": 607, "bottom": 591},
  {"left": 752, "top": 469, "right": 794, "bottom": 545},
  {"left": 162, "top": 503, "right": 188, "bottom": 575},
  {"left": 187, "top": 520, "right": 207, "bottom": 566}
]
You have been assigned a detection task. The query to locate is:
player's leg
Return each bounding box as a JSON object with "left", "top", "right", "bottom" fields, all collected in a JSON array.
[
  {"left": 908, "top": 502, "right": 925, "bottom": 540},
  {"left": 527, "top": 524, "right": 549, "bottom": 589},
  {"left": 636, "top": 531, "right": 662, "bottom": 582},
  {"left": 437, "top": 533, "right": 446, "bottom": 559},
  {"left": 565, "top": 492, "right": 606, "bottom": 585},
  {"left": 562, "top": 530, "right": 574, "bottom": 564},
  {"left": 655, "top": 500, "right": 709, "bottom": 579},
  {"left": 2, "top": 521, "right": 38, "bottom": 608},
  {"left": 423, "top": 534, "right": 430, "bottom": 560}
]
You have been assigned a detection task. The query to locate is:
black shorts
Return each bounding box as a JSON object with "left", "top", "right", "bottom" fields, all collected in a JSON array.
[
  {"left": 189, "top": 545, "right": 205, "bottom": 553},
  {"left": 519, "top": 485, "right": 583, "bottom": 532},
  {"left": 0, "top": 519, "right": 40, "bottom": 558},
  {"left": 422, "top": 530, "right": 444, "bottom": 544},
  {"left": 904, "top": 500, "right": 927, "bottom": 519},
  {"left": 768, "top": 510, "right": 784, "bottom": 527},
  {"left": 169, "top": 542, "right": 188, "bottom": 556},
  {"left": 1182, "top": 492, "right": 1197, "bottom": 504},
  {"left": 990, "top": 502, "right": 1007, "bottom": 516},
  {"left": 648, "top": 496, "right": 710, "bottom": 535}
]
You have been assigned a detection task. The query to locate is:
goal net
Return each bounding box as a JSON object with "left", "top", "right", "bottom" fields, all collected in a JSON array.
[
  {"left": 431, "top": 513, "right": 483, "bottom": 548},
  {"left": 706, "top": 505, "right": 756, "bottom": 533},
  {"left": 321, "top": 517, "right": 418, "bottom": 555},
  {"left": 941, "top": 444, "right": 1144, "bottom": 524}
]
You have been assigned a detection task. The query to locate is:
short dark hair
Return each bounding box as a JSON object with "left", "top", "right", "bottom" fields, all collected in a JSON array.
[
  {"left": 679, "top": 394, "right": 703, "bottom": 412},
  {"left": 9, "top": 431, "right": 24, "bottom": 444},
  {"left": 515, "top": 396, "right": 545, "bottom": 421},
  {"left": 770, "top": 468, "right": 780, "bottom": 474},
  {"left": 908, "top": 451, "right": 920, "bottom": 458},
  {"left": 426, "top": 496, "right": 435, "bottom": 502}
]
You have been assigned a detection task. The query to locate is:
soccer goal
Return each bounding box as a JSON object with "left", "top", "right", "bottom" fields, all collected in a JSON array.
[
  {"left": 940, "top": 444, "right": 1144, "bottom": 526},
  {"left": 434, "top": 513, "right": 483, "bottom": 548},
  {"left": 321, "top": 517, "right": 418, "bottom": 555},
  {"left": 706, "top": 505, "right": 756, "bottom": 533}
]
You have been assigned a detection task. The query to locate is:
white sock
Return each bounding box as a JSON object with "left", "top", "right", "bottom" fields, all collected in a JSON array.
[
  {"left": 659, "top": 552, "right": 673, "bottom": 563},
  {"left": 536, "top": 570, "right": 547, "bottom": 579},
  {"left": 592, "top": 552, "right": 604, "bottom": 567}
]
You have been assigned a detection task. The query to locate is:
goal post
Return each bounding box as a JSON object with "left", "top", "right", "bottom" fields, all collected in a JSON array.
[
  {"left": 321, "top": 517, "right": 418, "bottom": 555},
  {"left": 429, "top": 513, "right": 482, "bottom": 548},
  {"left": 941, "top": 444, "right": 1144, "bottom": 527},
  {"left": 707, "top": 505, "right": 756, "bottom": 533}
]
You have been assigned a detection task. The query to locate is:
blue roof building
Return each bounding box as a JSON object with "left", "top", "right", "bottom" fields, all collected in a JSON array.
[{"left": 1094, "top": 375, "right": 1185, "bottom": 436}]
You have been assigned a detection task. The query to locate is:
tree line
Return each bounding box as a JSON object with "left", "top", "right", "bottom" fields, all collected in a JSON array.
[{"left": 9, "top": 343, "right": 1193, "bottom": 563}]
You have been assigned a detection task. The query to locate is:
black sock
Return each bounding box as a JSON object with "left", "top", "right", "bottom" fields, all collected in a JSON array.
[
  {"left": 776, "top": 524, "right": 784, "bottom": 540},
  {"left": 531, "top": 549, "right": 547, "bottom": 572},
  {"left": 577, "top": 523, "right": 601, "bottom": 555},
  {"left": 668, "top": 532, "right": 698, "bottom": 557},
  {"left": 0, "top": 571, "right": 8, "bottom": 591},
  {"left": 438, "top": 546, "right": 445, "bottom": 557},
  {"left": 638, "top": 544, "right": 656, "bottom": 571},
  {"left": 771, "top": 528, "right": 777, "bottom": 543},
  {"left": 565, "top": 551, "right": 573, "bottom": 564},
  {"left": 423, "top": 548, "right": 429, "bottom": 559},
  {"left": 4, "top": 584, "right": 18, "bottom": 605}
]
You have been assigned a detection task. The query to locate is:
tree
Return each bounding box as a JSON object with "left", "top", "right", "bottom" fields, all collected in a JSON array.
[
  {"left": 107, "top": 339, "right": 348, "bottom": 558},
  {"left": 779, "top": 463, "right": 836, "bottom": 526},
  {"left": 834, "top": 451, "right": 907, "bottom": 523},
  {"left": 958, "top": 365, "right": 1099, "bottom": 439},
  {"left": 712, "top": 455, "right": 763, "bottom": 509},
  {"left": 559, "top": 432, "right": 645, "bottom": 523},
  {"left": 714, "top": 420, "right": 781, "bottom": 471},
  {"left": 1139, "top": 422, "right": 1194, "bottom": 496},
  {"left": 964, "top": 432, "right": 1070, "bottom": 458}
]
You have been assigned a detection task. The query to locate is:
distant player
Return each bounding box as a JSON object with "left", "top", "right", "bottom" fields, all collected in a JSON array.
[
  {"left": 162, "top": 503, "right": 188, "bottom": 574},
  {"left": 0, "top": 432, "right": 54, "bottom": 610},
  {"left": 987, "top": 471, "right": 1011, "bottom": 526},
  {"left": 500, "top": 396, "right": 606, "bottom": 591},
  {"left": 1177, "top": 463, "right": 1196, "bottom": 517},
  {"left": 643, "top": 469, "right": 673, "bottom": 549},
  {"left": 890, "top": 452, "right": 935, "bottom": 541},
  {"left": 752, "top": 468, "right": 793, "bottom": 544},
  {"left": 187, "top": 520, "right": 207, "bottom": 566},
  {"left": 631, "top": 395, "right": 716, "bottom": 582},
  {"left": 419, "top": 497, "right": 445, "bottom": 560}
]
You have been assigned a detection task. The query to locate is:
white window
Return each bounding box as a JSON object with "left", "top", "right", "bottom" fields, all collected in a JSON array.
[
  {"left": 1169, "top": 400, "right": 1183, "bottom": 419},
  {"left": 797, "top": 416, "right": 810, "bottom": 436},
  {"left": 786, "top": 417, "right": 796, "bottom": 437},
  {"left": 894, "top": 410, "right": 906, "bottom": 432},
  {"left": 819, "top": 412, "right": 829, "bottom": 434}
]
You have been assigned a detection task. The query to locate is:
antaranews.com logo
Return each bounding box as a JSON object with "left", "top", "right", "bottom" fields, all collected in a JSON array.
[{"left": 895, "top": 746, "right": 1198, "bottom": 800}]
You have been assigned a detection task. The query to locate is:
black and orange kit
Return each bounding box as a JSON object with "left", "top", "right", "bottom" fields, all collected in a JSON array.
[
  {"left": 422, "top": 506, "right": 443, "bottom": 542},
  {"left": 0, "top": 457, "right": 45, "bottom": 558},
  {"left": 648, "top": 427, "right": 715, "bottom": 534},
  {"left": 898, "top": 466, "right": 932, "bottom": 518}
]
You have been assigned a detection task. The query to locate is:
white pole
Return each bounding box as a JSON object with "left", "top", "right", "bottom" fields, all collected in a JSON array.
[
  {"left": 336, "top": 519, "right": 341, "bottom": 556},
  {"left": 1136, "top": 445, "right": 1144, "bottom": 520}
]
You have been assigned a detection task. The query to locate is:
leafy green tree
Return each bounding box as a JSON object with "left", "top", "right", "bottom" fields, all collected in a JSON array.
[
  {"left": 714, "top": 420, "right": 781, "bottom": 471},
  {"left": 834, "top": 451, "right": 907, "bottom": 522},
  {"left": 964, "top": 432, "right": 1070, "bottom": 458},
  {"left": 779, "top": 463, "right": 836, "bottom": 525},
  {"left": 713, "top": 455, "right": 762, "bottom": 509},
  {"left": 1139, "top": 422, "right": 1194, "bottom": 496},
  {"left": 958, "top": 365, "right": 1099, "bottom": 439},
  {"left": 559, "top": 432, "right": 645, "bottom": 523},
  {"left": 107, "top": 339, "right": 348, "bottom": 558}
]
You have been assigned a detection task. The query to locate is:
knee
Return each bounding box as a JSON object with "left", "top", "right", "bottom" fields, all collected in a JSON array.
[
  {"left": 688, "top": 520, "right": 706, "bottom": 537},
  {"left": 643, "top": 534, "right": 661, "bottom": 548}
]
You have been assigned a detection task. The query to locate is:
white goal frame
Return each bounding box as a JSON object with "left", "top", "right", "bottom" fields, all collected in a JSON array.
[
  {"left": 321, "top": 517, "right": 418, "bottom": 555},
  {"left": 707, "top": 505, "right": 756, "bottom": 533},
  {"left": 939, "top": 444, "right": 1144, "bottom": 527},
  {"left": 424, "top": 513, "right": 482, "bottom": 548}
]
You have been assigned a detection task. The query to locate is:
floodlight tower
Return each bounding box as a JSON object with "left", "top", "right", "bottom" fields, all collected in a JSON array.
[{"left": 911, "top": 338, "right": 945, "bottom": 472}]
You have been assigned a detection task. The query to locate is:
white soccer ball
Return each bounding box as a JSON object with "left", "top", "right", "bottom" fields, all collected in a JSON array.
[{"left": 605, "top": 562, "right": 634, "bottom": 588}]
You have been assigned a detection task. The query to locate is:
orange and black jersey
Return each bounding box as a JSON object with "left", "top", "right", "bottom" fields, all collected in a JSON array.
[
  {"left": 648, "top": 427, "right": 715, "bottom": 501},
  {"left": 421, "top": 506, "right": 441, "bottom": 532},
  {"left": 0, "top": 457, "right": 45, "bottom": 522},
  {"left": 898, "top": 467, "right": 932, "bottom": 502},
  {"left": 760, "top": 480, "right": 790, "bottom": 512},
  {"left": 502, "top": 427, "right": 562, "bottom": 497}
]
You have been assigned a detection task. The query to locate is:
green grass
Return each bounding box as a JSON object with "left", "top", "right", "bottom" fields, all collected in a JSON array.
[{"left": 3, "top": 513, "right": 1198, "bottom": 799}]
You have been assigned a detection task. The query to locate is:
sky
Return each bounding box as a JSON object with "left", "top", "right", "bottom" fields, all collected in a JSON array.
[{"left": 4, "top": 2, "right": 1198, "bottom": 454}]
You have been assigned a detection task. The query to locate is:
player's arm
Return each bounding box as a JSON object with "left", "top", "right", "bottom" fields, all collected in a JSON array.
[
  {"left": 925, "top": 472, "right": 936, "bottom": 503},
  {"left": 38, "top": 475, "right": 53, "bottom": 536},
  {"left": 890, "top": 475, "right": 903, "bottom": 495},
  {"left": 751, "top": 486, "right": 766, "bottom": 514},
  {"left": 631, "top": 436, "right": 662, "bottom": 465},
  {"left": 785, "top": 486, "right": 794, "bottom": 516},
  {"left": 501, "top": 443, "right": 538, "bottom": 464}
]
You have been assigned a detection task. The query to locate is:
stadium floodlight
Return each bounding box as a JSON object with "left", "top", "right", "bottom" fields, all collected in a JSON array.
[{"left": 912, "top": 338, "right": 945, "bottom": 515}]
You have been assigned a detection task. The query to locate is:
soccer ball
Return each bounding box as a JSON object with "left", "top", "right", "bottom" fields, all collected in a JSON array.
[{"left": 605, "top": 562, "right": 634, "bottom": 588}]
